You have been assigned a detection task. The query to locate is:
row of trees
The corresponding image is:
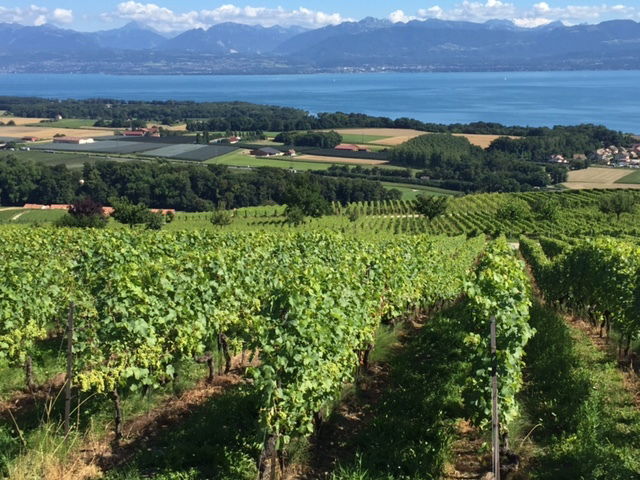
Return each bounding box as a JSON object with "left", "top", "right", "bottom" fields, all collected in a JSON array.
[
  {"left": 273, "top": 130, "right": 342, "bottom": 148},
  {"left": 0, "top": 155, "right": 399, "bottom": 211}
]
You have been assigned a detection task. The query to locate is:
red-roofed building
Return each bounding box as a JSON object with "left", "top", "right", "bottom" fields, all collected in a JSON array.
[{"left": 22, "top": 136, "right": 38, "bottom": 142}]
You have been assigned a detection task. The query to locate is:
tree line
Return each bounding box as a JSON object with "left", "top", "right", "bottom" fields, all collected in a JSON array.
[
  {"left": 1, "top": 97, "right": 634, "bottom": 140},
  {"left": 273, "top": 131, "right": 342, "bottom": 148},
  {"left": 0, "top": 155, "right": 398, "bottom": 211}
]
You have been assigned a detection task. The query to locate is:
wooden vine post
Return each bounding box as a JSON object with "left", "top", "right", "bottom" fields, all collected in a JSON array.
[
  {"left": 64, "top": 302, "right": 75, "bottom": 436},
  {"left": 491, "top": 315, "right": 501, "bottom": 480}
]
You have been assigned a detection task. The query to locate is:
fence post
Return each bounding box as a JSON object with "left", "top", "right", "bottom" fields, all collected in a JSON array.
[
  {"left": 64, "top": 302, "right": 75, "bottom": 436},
  {"left": 491, "top": 315, "right": 500, "bottom": 480}
]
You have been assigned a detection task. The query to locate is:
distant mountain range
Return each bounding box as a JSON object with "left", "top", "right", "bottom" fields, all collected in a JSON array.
[{"left": 1, "top": 18, "right": 639, "bottom": 74}]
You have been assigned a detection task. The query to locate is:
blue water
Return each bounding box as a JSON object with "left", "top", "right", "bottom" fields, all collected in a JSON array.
[{"left": 1, "top": 71, "right": 639, "bottom": 132}]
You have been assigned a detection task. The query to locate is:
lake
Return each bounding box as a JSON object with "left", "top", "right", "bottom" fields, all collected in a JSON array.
[{"left": 1, "top": 71, "right": 639, "bottom": 132}]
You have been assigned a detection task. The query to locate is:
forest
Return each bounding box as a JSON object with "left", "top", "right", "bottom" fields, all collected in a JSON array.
[{"left": 389, "top": 134, "right": 568, "bottom": 192}]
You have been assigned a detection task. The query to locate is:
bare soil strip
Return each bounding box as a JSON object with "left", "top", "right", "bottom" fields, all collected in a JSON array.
[{"left": 443, "top": 421, "right": 489, "bottom": 480}]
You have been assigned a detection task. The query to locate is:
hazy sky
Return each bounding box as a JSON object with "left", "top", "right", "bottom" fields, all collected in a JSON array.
[{"left": 1, "top": 1, "right": 639, "bottom": 32}]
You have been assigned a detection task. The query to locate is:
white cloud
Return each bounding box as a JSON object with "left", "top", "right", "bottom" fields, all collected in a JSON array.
[
  {"left": 389, "top": 10, "right": 412, "bottom": 23},
  {"left": 534, "top": 2, "right": 551, "bottom": 14},
  {"left": 389, "top": 2, "right": 640, "bottom": 27},
  {"left": 0, "top": 5, "right": 74, "bottom": 26},
  {"left": 513, "top": 16, "right": 552, "bottom": 27},
  {"left": 52, "top": 8, "right": 74, "bottom": 24},
  {"left": 103, "top": 2, "right": 350, "bottom": 33}
]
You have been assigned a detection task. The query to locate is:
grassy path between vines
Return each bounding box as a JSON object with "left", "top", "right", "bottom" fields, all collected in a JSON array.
[
  {"left": 299, "top": 304, "right": 491, "bottom": 480},
  {"left": 521, "top": 301, "right": 640, "bottom": 480}
]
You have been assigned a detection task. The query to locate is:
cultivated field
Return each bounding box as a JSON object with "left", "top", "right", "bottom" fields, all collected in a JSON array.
[
  {"left": 616, "top": 169, "right": 640, "bottom": 184},
  {"left": 330, "top": 128, "right": 512, "bottom": 148},
  {"left": 32, "top": 139, "right": 237, "bottom": 162},
  {"left": 0, "top": 126, "right": 114, "bottom": 140},
  {"left": 451, "top": 133, "right": 516, "bottom": 149},
  {"left": 29, "top": 119, "right": 99, "bottom": 129},
  {"left": 207, "top": 150, "right": 337, "bottom": 170},
  {"left": 563, "top": 167, "right": 640, "bottom": 189},
  {"left": 0, "top": 116, "right": 48, "bottom": 125},
  {"left": 333, "top": 128, "right": 424, "bottom": 146}
]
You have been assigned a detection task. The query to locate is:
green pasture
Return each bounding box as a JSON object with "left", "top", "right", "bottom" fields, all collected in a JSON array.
[
  {"left": 616, "top": 169, "right": 640, "bottom": 184},
  {"left": 27, "top": 119, "right": 98, "bottom": 128},
  {"left": 338, "top": 133, "right": 392, "bottom": 144},
  {"left": 380, "top": 182, "right": 460, "bottom": 199},
  {"left": 206, "top": 151, "right": 336, "bottom": 170}
]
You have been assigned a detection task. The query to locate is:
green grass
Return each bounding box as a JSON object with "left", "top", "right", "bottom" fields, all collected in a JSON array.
[
  {"left": 0, "top": 209, "right": 66, "bottom": 224},
  {"left": 0, "top": 338, "right": 65, "bottom": 401},
  {"left": 27, "top": 119, "right": 98, "bottom": 129},
  {"left": 338, "top": 134, "right": 391, "bottom": 144},
  {"left": 326, "top": 303, "right": 471, "bottom": 479},
  {"left": 206, "top": 151, "right": 336, "bottom": 171},
  {"left": 104, "top": 386, "right": 260, "bottom": 480},
  {"left": 380, "top": 182, "right": 460, "bottom": 199},
  {"left": 523, "top": 302, "right": 640, "bottom": 479},
  {"left": 616, "top": 169, "right": 640, "bottom": 184}
]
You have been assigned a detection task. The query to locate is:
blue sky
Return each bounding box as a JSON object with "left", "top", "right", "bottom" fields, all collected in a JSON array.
[{"left": 1, "top": 1, "right": 639, "bottom": 32}]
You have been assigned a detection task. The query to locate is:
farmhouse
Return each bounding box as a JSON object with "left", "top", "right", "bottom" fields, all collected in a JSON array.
[
  {"left": 21, "top": 136, "right": 38, "bottom": 142},
  {"left": 54, "top": 137, "right": 95, "bottom": 144},
  {"left": 252, "top": 147, "right": 283, "bottom": 157}
]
